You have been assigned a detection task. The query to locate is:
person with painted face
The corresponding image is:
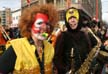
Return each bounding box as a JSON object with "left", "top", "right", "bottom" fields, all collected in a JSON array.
[
  {"left": 0, "top": 3, "right": 58, "bottom": 74},
  {"left": 53, "top": 7, "right": 101, "bottom": 74}
]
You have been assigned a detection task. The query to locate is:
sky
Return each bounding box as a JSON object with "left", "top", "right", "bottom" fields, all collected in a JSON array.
[
  {"left": 0, "top": 0, "right": 21, "bottom": 10},
  {"left": 0, "top": 0, "right": 108, "bottom": 23},
  {"left": 101, "top": 0, "right": 108, "bottom": 23}
]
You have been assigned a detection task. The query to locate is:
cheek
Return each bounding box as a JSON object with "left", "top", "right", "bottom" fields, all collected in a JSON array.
[{"left": 32, "top": 25, "right": 40, "bottom": 33}]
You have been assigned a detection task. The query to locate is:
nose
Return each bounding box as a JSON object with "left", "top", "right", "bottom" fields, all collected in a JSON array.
[
  {"left": 40, "top": 23, "right": 47, "bottom": 33},
  {"left": 41, "top": 22, "right": 47, "bottom": 27}
]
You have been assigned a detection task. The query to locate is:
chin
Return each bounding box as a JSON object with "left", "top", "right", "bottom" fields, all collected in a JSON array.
[{"left": 38, "top": 37, "right": 46, "bottom": 40}]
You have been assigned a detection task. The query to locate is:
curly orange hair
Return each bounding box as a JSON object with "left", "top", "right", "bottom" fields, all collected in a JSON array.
[{"left": 19, "top": 3, "right": 59, "bottom": 38}]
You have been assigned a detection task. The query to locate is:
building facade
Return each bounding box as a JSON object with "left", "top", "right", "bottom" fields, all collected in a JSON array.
[
  {"left": 11, "top": 9, "right": 21, "bottom": 28},
  {"left": 21, "top": 0, "right": 102, "bottom": 22},
  {"left": 0, "top": 8, "right": 12, "bottom": 27}
]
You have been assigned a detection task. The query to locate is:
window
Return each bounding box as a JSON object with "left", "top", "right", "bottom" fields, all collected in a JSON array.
[
  {"left": 46, "top": 0, "right": 54, "bottom": 3},
  {"left": 72, "top": 0, "right": 78, "bottom": 3},
  {"left": 59, "top": 10, "right": 65, "bottom": 21},
  {"left": 13, "top": 17, "right": 15, "bottom": 20},
  {"left": 16, "top": 16, "right": 18, "bottom": 20}
]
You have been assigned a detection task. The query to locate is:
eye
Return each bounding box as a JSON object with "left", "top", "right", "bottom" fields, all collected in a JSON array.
[{"left": 37, "top": 22, "right": 43, "bottom": 25}]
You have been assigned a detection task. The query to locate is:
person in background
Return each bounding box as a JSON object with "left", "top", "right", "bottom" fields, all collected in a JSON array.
[
  {"left": 0, "top": 18, "right": 7, "bottom": 55},
  {"left": 53, "top": 7, "right": 108, "bottom": 74},
  {"left": 9, "top": 27, "right": 21, "bottom": 39},
  {"left": 0, "top": 18, "right": 10, "bottom": 55},
  {"left": 0, "top": 3, "right": 58, "bottom": 74}
]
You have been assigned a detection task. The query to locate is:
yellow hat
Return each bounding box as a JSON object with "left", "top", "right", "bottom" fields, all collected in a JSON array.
[{"left": 66, "top": 8, "right": 79, "bottom": 22}]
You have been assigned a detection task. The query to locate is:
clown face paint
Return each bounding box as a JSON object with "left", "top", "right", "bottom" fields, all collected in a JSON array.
[{"left": 32, "top": 13, "right": 49, "bottom": 40}]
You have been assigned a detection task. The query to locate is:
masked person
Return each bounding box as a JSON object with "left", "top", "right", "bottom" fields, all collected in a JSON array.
[
  {"left": 53, "top": 7, "right": 104, "bottom": 74},
  {"left": 0, "top": 3, "right": 58, "bottom": 74}
]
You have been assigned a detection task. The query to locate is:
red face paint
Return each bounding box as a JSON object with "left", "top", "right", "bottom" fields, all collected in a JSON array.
[
  {"left": 32, "top": 25, "right": 40, "bottom": 33},
  {"left": 32, "top": 13, "right": 49, "bottom": 34},
  {"left": 35, "top": 13, "right": 49, "bottom": 23}
]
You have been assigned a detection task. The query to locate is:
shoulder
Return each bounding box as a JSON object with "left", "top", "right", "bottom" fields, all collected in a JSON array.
[
  {"left": 44, "top": 40, "right": 54, "bottom": 49},
  {"left": 58, "top": 31, "right": 69, "bottom": 37},
  {"left": 44, "top": 40, "right": 54, "bottom": 55},
  {"left": 7, "top": 38, "right": 27, "bottom": 44},
  {"left": 6, "top": 38, "right": 27, "bottom": 49},
  {"left": 10, "top": 38, "right": 27, "bottom": 42}
]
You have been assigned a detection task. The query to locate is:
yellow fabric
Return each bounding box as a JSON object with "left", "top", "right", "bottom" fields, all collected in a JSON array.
[
  {"left": 13, "top": 63, "right": 52, "bottom": 74},
  {"left": 66, "top": 8, "right": 79, "bottom": 22},
  {"left": 6, "top": 38, "right": 54, "bottom": 72}
]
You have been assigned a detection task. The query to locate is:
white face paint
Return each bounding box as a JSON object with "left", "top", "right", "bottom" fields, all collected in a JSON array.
[
  {"left": 34, "top": 19, "right": 43, "bottom": 28},
  {"left": 32, "top": 19, "right": 48, "bottom": 40},
  {"left": 34, "top": 33, "right": 47, "bottom": 40}
]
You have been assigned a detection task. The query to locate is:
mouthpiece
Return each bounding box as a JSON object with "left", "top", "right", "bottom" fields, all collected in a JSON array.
[{"left": 42, "top": 32, "right": 48, "bottom": 38}]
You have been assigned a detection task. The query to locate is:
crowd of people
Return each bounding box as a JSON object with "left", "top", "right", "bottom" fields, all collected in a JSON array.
[{"left": 0, "top": 3, "right": 108, "bottom": 74}]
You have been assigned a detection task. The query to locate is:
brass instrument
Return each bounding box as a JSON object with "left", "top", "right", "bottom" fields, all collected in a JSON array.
[
  {"left": 0, "top": 25, "right": 11, "bottom": 54},
  {"left": 47, "top": 28, "right": 61, "bottom": 46},
  {"left": 75, "top": 27, "right": 101, "bottom": 74},
  {"left": 70, "top": 48, "right": 75, "bottom": 74},
  {"left": 0, "top": 25, "right": 11, "bottom": 41},
  {"left": 66, "top": 27, "right": 101, "bottom": 74}
]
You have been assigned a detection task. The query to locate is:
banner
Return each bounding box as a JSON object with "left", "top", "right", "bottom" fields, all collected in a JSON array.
[{"left": 27, "top": 0, "right": 30, "bottom": 5}]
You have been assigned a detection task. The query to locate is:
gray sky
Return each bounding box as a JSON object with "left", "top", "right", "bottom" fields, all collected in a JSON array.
[
  {"left": 0, "top": 0, "right": 108, "bottom": 23},
  {"left": 0, "top": 0, "right": 21, "bottom": 10},
  {"left": 101, "top": 0, "right": 108, "bottom": 23}
]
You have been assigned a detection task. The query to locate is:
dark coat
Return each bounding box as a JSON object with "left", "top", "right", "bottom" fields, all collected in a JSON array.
[{"left": 53, "top": 30, "right": 97, "bottom": 74}]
